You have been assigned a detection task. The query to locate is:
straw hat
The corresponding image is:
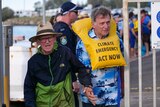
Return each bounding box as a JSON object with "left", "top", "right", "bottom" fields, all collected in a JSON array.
[{"left": 29, "top": 22, "right": 62, "bottom": 42}]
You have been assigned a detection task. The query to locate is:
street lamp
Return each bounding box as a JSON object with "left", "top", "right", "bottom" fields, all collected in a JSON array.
[{"left": 42, "top": 0, "right": 46, "bottom": 24}]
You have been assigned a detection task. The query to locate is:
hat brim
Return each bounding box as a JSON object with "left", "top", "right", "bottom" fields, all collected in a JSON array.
[
  {"left": 74, "top": 6, "right": 83, "bottom": 11},
  {"left": 29, "top": 32, "right": 62, "bottom": 42},
  {"left": 62, "top": 6, "right": 83, "bottom": 15}
]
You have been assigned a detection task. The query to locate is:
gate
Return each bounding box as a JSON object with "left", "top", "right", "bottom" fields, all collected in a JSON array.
[{"left": 123, "top": 0, "right": 160, "bottom": 107}]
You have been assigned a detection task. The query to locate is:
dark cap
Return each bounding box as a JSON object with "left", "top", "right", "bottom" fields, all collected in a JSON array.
[
  {"left": 60, "top": 1, "right": 82, "bottom": 15},
  {"left": 113, "top": 13, "right": 121, "bottom": 18}
]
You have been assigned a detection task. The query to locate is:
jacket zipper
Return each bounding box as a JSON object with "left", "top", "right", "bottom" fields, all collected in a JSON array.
[{"left": 48, "top": 55, "right": 54, "bottom": 107}]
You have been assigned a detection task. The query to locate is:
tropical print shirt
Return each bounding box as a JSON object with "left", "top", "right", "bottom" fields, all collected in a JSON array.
[{"left": 76, "top": 29, "right": 124, "bottom": 106}]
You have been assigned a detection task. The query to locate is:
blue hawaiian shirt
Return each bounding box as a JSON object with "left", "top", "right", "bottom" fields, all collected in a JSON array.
[{"left": 76, "top": 29, "right": 124, "bottom": 106}]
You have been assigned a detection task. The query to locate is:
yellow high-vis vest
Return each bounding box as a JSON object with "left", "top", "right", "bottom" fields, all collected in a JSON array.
[{"left": 73, "top": 18, "right": 126, "bottom": 70}]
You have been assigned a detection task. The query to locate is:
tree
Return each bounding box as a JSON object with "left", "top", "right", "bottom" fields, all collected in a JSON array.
[
  {"left": 112, "top": 0, "right": 122, "bottom": 8},
  {"left": 2, "top": 7, "right": 14, "bottom": 21},
  {"left": 34, "top": 1, "right": 42, "bottom": 16},
  {"left": 45, "top": 0, "right": 68, "bottom": 10},
  {"left": 88, "top": 0, "right": 110, "bottom": 8},
  {"left": 87, "top": 0, "right": 122, "bottom": 8},
  {"left": 129, "top": 2, "right": 150, "bottom": 8}
]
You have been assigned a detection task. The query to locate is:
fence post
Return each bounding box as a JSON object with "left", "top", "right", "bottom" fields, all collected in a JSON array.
[
  {"left": 123, "top": 0, "right": 130, "bottom": 107},
  {"left": 0, "top": 0, "right": 5, "bottom": 106},
  {"left": 137, "top": 2, "right": 143, "bottom": 107}
]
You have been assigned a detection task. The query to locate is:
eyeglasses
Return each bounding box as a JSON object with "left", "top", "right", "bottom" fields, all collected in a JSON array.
[
  {"left": 39, "top": 36, "right": 54, "bottom": 43},
  {"left": 70, "top": 10, "right": 78, "bottom": 15}
]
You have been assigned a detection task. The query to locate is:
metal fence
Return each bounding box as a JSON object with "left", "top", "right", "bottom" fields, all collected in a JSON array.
[
  {"left": 123, "top": 0, "right": 160, "bottom": 107},
  {"left": 0, "top": 0, "right": 160, "bottom": 107}
]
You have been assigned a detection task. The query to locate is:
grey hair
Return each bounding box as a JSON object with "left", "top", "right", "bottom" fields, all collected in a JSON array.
[{"left": 91, "top": 6, "right": 111, "bottom": 22}]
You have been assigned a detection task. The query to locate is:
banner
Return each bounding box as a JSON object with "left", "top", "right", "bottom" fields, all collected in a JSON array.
[{"left": 151, "top": 2, "right": 160, "bottom": 49}]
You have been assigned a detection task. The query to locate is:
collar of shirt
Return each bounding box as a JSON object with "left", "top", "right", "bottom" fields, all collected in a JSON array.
[
  {"left": 89, "top": 28, "right": 108, "bottom": 39},
  {"left": 88, "top": 28, "right": 97, "bottom": 39}
]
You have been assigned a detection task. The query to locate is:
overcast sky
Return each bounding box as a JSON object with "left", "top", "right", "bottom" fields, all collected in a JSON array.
[{"left": 2, "top": 0, "right": 87, "bottom": 11}]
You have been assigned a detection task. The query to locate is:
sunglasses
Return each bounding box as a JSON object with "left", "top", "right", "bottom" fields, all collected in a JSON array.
[{"left": 70, "top": 10, "right": 78, "bottom": 15}]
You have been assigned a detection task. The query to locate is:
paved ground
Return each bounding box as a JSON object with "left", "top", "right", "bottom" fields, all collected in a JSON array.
[
  {"left": 130, "top": 51, "right": 160, "bottom": 91},
  {"left": 121, "top": 50, "right": 160, "bottom": 107},
  {"left": 10, "top": 51, "right": 160, "bottom": 107},
  {"left": 121, "top": 91, "right": 160, "bottom": 107}
]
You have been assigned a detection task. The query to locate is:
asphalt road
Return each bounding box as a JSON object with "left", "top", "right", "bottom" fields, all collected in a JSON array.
[
  {"left": 130, "top": 51, "right": 160, "bottom": 91},
  {"left": 121, "top": 50, "right": 160, "bottom": 107}
]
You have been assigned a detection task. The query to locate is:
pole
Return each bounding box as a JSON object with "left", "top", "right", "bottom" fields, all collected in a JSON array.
[
  {"left": 123, "top": 0, "right": 130, "bottom": 107},
  {"left": 151, "top": 2, "right": 157, "bottom": 107},
  {"left": 137, "top": 2, "right": 143, "bottom": 107},
  {"left": 0, "top": 0, "right": 5, "bottom": 106},
  {"left": 3, "top": 25, "right": 12, "bottom": 107},
  {"left": 42, "top": 0, "right": 46, "bottom": 24},
  {"left": 153, "top": 49, "right": 156, "bottom": 107},
  {"left": 24, "top": 0, "right": 25, "bottom": 11}
]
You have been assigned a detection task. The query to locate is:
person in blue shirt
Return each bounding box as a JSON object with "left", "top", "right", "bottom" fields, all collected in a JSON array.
[
  {"left": 141, "top": 9, "right": 151, "bottom": 56},
  {"left": 76, "top": 6, "right": 124, "bottom": 107},
  {"left": 113, "top": 13, "right": 123, "bottom": 40},
  {"left": 129, "top": 12, "right": 138, "bottom": 59}
]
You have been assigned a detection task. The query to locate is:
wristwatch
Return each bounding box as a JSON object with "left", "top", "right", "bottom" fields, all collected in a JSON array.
[{"left": 83, "top": 85, "right": 92, "bottom": 93}]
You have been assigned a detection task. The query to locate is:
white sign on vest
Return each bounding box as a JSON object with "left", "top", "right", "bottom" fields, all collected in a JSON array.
[{"left": 151, "top": 2, "right": 160, "bottom": 49}]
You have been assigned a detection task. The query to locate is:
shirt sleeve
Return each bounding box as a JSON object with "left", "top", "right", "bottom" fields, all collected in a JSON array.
[
  {"left": 118, "top": 20, "right": 123, "bottom": 31},
  {"left": 24, "top": 60, "right": 36, "bottom": 107},
  {"left": 144, "top": 16, "right": 151, "bottom": 24},
  {"left": 76, "top": 40, "right": 91, "bottom": 68},
  {"left": 129, "top": 21, "right": 134, "bottom": 29}
]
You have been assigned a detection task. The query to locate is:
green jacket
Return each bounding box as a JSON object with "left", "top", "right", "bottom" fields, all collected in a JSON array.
[
  {"left": 36, "top": 73, "right": 74, "bottom": 107},
  {"left": 24, "top": 43, "right": 91, "bottom": 107}
]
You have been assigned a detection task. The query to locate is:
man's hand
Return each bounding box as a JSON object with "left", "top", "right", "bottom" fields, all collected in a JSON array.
[
  {"left": 72, "top": 81, "right": 80, "bottom": 93},
  {"left": 83, "top": 87, "right": 97, "bottom": 106}
]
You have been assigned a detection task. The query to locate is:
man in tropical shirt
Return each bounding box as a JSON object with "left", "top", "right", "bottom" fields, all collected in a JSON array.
[{"left": 76, "top": 6, "right": 124, "bottom": 107}]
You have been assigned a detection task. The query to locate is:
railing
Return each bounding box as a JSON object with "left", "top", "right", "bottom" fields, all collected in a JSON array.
[{"left": 123, "top": 0, "right": 160, "bottom": 107}]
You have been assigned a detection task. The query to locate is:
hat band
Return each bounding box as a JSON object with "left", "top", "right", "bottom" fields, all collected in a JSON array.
[
  {"left": 62, "top": 5, "right": 77, "bottom": 15},
  {"left": 37, "top": 29, "right": 54, "bottom": 35}
]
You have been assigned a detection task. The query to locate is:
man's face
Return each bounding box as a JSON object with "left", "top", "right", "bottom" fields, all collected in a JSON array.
[
  {"left": 141, "top": 12, "right": 145, "bottom": 18},
  {"left": 92, "top": 15, "right": 111, "bottom": 38},
  {"left": 56, "top": 15, "right": 62, "bottom": 22},
  {"left": 37, "top": 35, "right": 56, "bottom": 54},
  {"left": 114, "top": 17, "right": 119, "bottom": 24},
  {"left": 69, "top": 10, "right": 78, "bottom": 23}
]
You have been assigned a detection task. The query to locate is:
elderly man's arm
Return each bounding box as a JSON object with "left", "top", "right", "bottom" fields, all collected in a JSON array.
[
  {"left": 68, "top": 49, "right": 92, "bottom": 86},
  {"left": 24, "top": 61, "right": 36, "bottom": 107}
]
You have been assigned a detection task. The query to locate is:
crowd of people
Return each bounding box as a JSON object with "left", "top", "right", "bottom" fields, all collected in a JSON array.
[
  {"left": 24, "top": 1, "right": 151, "bottom": 107},
  {"left": 113, "top": 9, "right": 151, "bottom": 58}
]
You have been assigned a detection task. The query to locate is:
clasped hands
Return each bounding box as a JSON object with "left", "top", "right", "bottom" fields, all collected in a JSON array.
[{"left": 83, "top": 86, "right": 97, "bottom": 106}]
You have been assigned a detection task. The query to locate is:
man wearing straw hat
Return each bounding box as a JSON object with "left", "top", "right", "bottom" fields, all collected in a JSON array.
[{"left": 24, "top": 22, "right": 94, "bottom": 107}]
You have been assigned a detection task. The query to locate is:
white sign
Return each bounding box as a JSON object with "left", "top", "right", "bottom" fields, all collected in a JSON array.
[{"left": 151, "top": 2, "right": 160, "bottom": 49}]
